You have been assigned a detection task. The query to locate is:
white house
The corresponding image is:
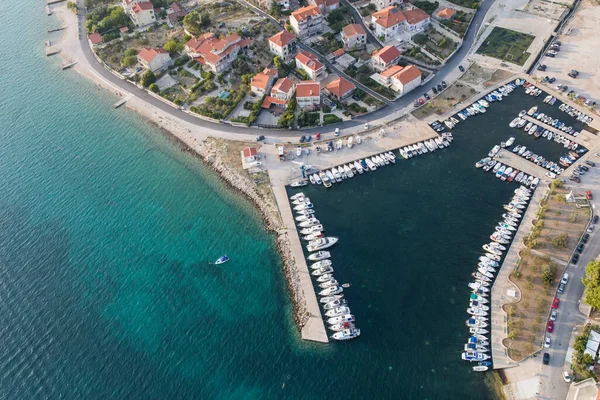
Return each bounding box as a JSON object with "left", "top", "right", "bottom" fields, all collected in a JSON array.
[
  {"left": 261, "top": 77, "right": 296, "bottom": 109},
  {"left": 390, "top": 65, "right": 422, "bottom": 96},
  {"left": 290, "top": 6, "right": 324, "bottom": 38},
  {"left": 371, "top": 45, "right": 401, "bottom": 72},
  {"left": 372, "top": 6, "right": 430, "bottom": 42},
  {"left": 309, "top": 0, "right": 339, "bottom": 15},
  {"left": 296, "top": 81, "right": 321, "bottom": 109},
  {"left": 341, "top": 24, "right": 367, "bottom": 50},
  {"left": 268, "top": 30, "right": 297, "bottom": 61},
  {"left": 184, "top": 33, "right": 252, "bottom": 73},
  {"left": 129, "top": 1, "right": 156, "bottom": 27},
  {"left": 250, "top": 68, "right": 278, "bottom": 96},
  {"left": 295, "top": 50, "right": 326, "bottom": 81},
  {"left": 137, "top": 47, "right": 172, "bottom": 72},
  {"left": 371, "top": 0, "right": 394, "bottom": 11}
]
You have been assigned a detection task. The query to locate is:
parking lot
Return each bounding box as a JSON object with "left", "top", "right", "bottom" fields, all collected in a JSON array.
[{"left": 532, "top": 0, "right": 600, "bottom": 110}]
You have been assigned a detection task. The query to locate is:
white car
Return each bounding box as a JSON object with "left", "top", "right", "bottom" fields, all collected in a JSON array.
[
  {"left": 563, "top": 371, "right": 572, "bottom": 382},
  {"left": 364, "top": 123, "right": 369, "bottom": 130},
  {"left": 588, "top": 224, "right": 595, "bottom": 233},
  {"left": 561, "top": 273, "right": 569, "bottom": 285},
  {"left": 544, "top": 337, "right": 551, "bottom": 348},
  {"left": 550, "top": 309, "right": 557, "bottom": 321}
]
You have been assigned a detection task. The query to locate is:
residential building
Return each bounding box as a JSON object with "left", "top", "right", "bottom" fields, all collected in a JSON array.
[
  {"left": 324, "top": 77, "right": 355, "bottom": 99},
  {"left": 309, "top": 0, "right": 339, "bottom": 15},
  {"left": 122, "top": 0, "right": 140, "bottom": 13},
  {"left": 296, "top": 81, "right": 321, "bottom": 109},
  {"left": 372, "top": 6, "right": 430, "bottom": 42},
  {"left": 166, "top": 2, "right": 187, "bottom": 26},
  {"left": 435, "top": 7, "right": 456, "bottom": 20},
  {"left": 268, "top": 30, "right": 297, "bottom": 61},
  {"left": 371, "top": 0, "right": 394, "bottom": 11},
  {"left": 137, "top": 47, "right": 172, "bottom": 72},
  {"left": 331, "top": 48, "right": 345, "bottom": 58},
  {"left": 129, "top": 1, "right": 156, "bottom": 27},
  {"left": 270, "top": 78, "right": 296, "bottom": 102},
  {"left": 295, "top": 50, "right": 327, "bottom": 81},
  {"left": 88, "top": 32, "right": 103, "bottom": 47},
  {"left": 390, "top": 65, "right": 421, "bottom": 95},
  {"left": 251, "top": 68, "right": 279, "bottom": 96},
  {"left": 240, "top": 147, "right": 258, "bottom": 169},
  {"left": 184, "top": 33, "right": 252, "bottom": 73},
  {"left": 290, "top": 6, "right": 324, "bottom": 38},
  {"left": 371, "top": 45, "right": 401, "bottom": 71},
  {"left": 341, "top": 24, "right": 367, "bottom": 50}
]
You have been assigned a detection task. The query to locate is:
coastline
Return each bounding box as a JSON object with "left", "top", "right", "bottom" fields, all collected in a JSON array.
[{"left": 50, "top": 4, "right": 317, "bottom": 337}]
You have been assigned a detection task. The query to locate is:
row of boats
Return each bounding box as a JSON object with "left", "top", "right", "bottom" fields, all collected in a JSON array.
[
  {"left": 316, "top": 135, "right": 363, "bottom": 154},
  {"left": 477, "top": 155, "right": 540, "bottom": 187},
  {"left": 463, "top": 185, "right": 533, "bottom": 371},
  {"left": 542, "top": 95, "right": 557, "bottom": 106},
  {"left": 525, "top": 106, "right": 579, "bottom": 136},
  {"left": 558, "top": 103, "right": 593, "bottom": 125},
  {"left": 306, "top": 152, "right": 397, "bottom": 188},
  {"left": 289, "top": 192, "right": 360, "bottom": 341},
  {"left": 399, "top": 134, "right": 453, "bottom": 159},
  {"left": 523, "top": 82, "right": 543, "bottom": 97}
]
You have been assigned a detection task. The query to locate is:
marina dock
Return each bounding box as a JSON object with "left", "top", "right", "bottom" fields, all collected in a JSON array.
[
  {"left": 48, "top": 26, "right": 66, "bottom": 33},
  {"left": 495, "top": 149, "right": 548, "bottom": 178},
  {"left": 46, "top": 0, "right": 66, "bottom": 4},
  {"left": 490, "top": 187, "right": 548, "bottom": 369},
  {"left": 59, "top": 61, "right": 77, "bottom": 70},
  {"left": 114, "top": 95, "right": 131, "bottom": 109},
  {"left": 45, "top": 47, "right": 60, "bottom": 56},
  {"left": 272, "top": 185, "right": 329, "bottom": 343},
  {"left": 520, "top": 115, "right": 594, "bottom": 148}
]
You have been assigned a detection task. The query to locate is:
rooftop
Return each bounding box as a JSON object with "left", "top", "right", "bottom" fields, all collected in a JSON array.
[
  {"left": 435, "top": 7, "right": 456, "bottom": 19},
  {"left": 131, "top": 1, "right": 153, "bottom": 13},
  {"left": 372, "top": 45, "right": 401, "bottom": 64},
  {"left": 296, "top": 50, "right": 324, "bottom": 71},
  {"left": 269, "top": 30, "right": 296, "bottom": 47},
  {"left": 138, "top": 47, "right": 169, "bottom": 63},
  {"left": 392, "top": 65, "right": 421, "bottom": 84},
  {"left": 291, "top": 5, "right": 322, "bottom": 23},
  {"left": 272, "top": 77, "right": 295, "bottom": 94},
  {"left": 88, "top": 32, "right": 103, "bottom": 45},
  {"left": 325, "top": 77, "right": 355, "bottom": 97},
  {"left": 342, "top": 23, "right": 366, "bottom": 38},
  {"left": 373, "top": 6, "right": 407, "bottom": 29},
  {"left": 296, "top": 81, "right": 321, "bottom": 98}
]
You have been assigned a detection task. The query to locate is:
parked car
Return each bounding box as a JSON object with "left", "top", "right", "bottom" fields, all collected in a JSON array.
[
  {"left": 545, "top": 337, "right": 551, "bottom": 348},
  {"left": 594, "top": 215, "right": 599, "bottom": 224},
  {"left": 423, "top": 93, "right": 430, "bottom": 100},
  {"left": 552, "top": 298, "right": 560, "bottom": 309},
  {"left": 563, "top": 371, "right": 572, "bottom": 383},
  {"left": 414, "top": 100, "right": 420, "bottom": 107},
  {"left": 537, "top": 64, "right": 547, "bottom": 71},
  {"left": 299, "top": 135, "right": 306, "bottom": 143},
  {"left": 547, "top": 321, "right": 554, "bottom": 333},
  {"left": 580, "top": 165, "right": 589, "bottom": 171},
  {"left": 586, "top": 190, "right": 593, "bottom": 200},
  {"left": 418, "top": 98, "right": 424, "bottom": 105},
  {"left": 437, "top": 84, "right": 443, "bottom": 92},
  {"left": 305, "top": 135, "right": 311, "bottom": 142},
  {"left": 546, "top": 53, "right": 555, "bottom": 58},
  {"left": 256, "top": 135, "right": 265, "bottom": 142},
  {"left": 568, "top": 72, "right": 578, "bottom": 78},
  {"left": 588, "top": 224, "right": 595, "bottom": 233},
  {"left": 569, "top": 176, "right": 581, "bottom": 183},
  {"left": 561, "top": 273, "right": 569, "bottom": 285},
  {"left": 459, "top": 65, "right": 465, "bottom": 72},
  {"left": 558, "top": 283, "right": 565, "bottom": 294},
  {"left": 543, "top": 352, "right": 550, "bottom": 364},
  {"left": 577, "top": 243, "right": 585, "bottom": 253},
  {"left": 554, "top": 40, "right": 562, "bottom": 45},
  {"left": 432, "top": 87, "right": 438, "bottom": 95},
  {"left": 586, "top": 160, "right": 596, "bottom": 167},
  {"left": 548, "top": 77, "right": 556, "bottom": 83},
  {"left": 570, "top": 69, "right": 579, "bottom": 76},
  {"left": 364, "top": 123, "right": 369, "bottom": 130},
  {"left": 583, "top": 233, "right": 590, "bottom": 243},
  {"left": 550, "top": 309, "right": 558, "bottom": 321},
  {"left": 441, "top": 81, "right": 447, "bottom": 88}
]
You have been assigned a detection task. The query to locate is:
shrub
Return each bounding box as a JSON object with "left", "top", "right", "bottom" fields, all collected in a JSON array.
[
  {"left": 149, "top": 83, "right": 159, "bottom": 93},
  {"left": 141, "top": 70, "right": 156, "bottom": 87},
  {"left": 552, "top": 233, "right": 569, "bottom": 248},
  {"left": 323, "top": 114, "right": 343, "bottom": 125},
  {"left": 541, "top": 263, "right": 555, "bottom": 286}
]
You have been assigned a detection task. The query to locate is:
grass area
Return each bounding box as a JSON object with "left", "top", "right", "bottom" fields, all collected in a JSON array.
[
  {"left": 505, "top": 183, "right": 589, "bottom": 361},
  {"left": 476, "top": 27, "right": 535, "bottom": 66},
  {"left": 297, "top": 111, "right": 320, "bottom": 128},
  {"left": 311, "top": 32, "right": 343, "bottom": 55},
  {"left": 323, "top": 114, "right": 343, "bottom": 125},
  {"left": 404, "top": 45, "right": 442, "bottom": 66},
  {"left": 446, "top": 0, "right": 480, "bottom": 9},
  {"left": 412, "top": 82, "right": 477, "bottom": 118},
  {"left": 411, "top": 0, "right": 439, "bottom": 15}
]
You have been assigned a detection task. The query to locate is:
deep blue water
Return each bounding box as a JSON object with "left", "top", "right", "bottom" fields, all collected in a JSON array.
[{"left": 0, "top": 2, "right": 581, "bottom": 399}]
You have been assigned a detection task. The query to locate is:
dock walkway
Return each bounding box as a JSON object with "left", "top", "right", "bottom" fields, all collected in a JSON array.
[
  {"left": 521, "top": 115, "right": 594, "bottom": 149},
  {"left": 495, "top": 149, "right": 548, "bottom": 178},
  {"left": 271, "top": 185, "right": 328, "bottom": 343},
  {"left": 491, "top": 186, "right": 548, "bottom": 369}
]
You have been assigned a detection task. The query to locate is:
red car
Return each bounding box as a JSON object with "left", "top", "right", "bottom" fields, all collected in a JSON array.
[
  {"left": 418, "top": 98, "right": 424, "bottom": 105},
  {"left": 547, "top": 320, "right": 554, "bottom": 332},
  {"left": 586, "top": 190, "right": 593, "bottom": 200},
  {"left": 315, "top": 132, "right": 321, "bottom": 140},
  {"left": 552, "top": 298, "right": 560, "bottom": 309}
]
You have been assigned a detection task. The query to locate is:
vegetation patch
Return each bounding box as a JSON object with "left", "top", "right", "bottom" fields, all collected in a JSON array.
[
  {"left": 571, "top": 323, "right": 600, "bottom": 382},
  {"left": 344, "top": 65, "right": 396, "bottom": 100},
  {"left": 323, "top": 114, "right": 343, "bottom": 125},
  {"left": 446, "top": 0, "right": 480, "bottom": 9},
  {"left": 411, "top": 0, "right": 439, "bottom": 15},
  {"left": 439, "top": 11, "right": 474, "bottom": 38},
  {"left": 476, "top": 27, "right": 535, "bottom": 66}
]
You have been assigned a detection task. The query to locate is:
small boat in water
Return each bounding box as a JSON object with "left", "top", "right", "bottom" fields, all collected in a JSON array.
[
  {"left": 290, "top": 180, "right": 308, "bottom": 188},
  {"left": 308, "top": 251, "right": 331, "bottom": 261},
  {"left": 214, "top": 255, "right": 229, "bottom": 265},
  {"left": 331, "top": 328, "right": 360, "bottom": 341}
]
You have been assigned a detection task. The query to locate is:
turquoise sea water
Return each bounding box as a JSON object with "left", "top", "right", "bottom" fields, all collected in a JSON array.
[{"left": 1, "top": 1, "right": 585, "bottom": 399}]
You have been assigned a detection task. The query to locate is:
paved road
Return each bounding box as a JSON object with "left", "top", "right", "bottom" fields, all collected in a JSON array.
[
  {"left": 76, "top": 0, "right": 496, "bottom": 136},
  {"left": 533, "top": 150, "right": 600, "bottom": 399}
]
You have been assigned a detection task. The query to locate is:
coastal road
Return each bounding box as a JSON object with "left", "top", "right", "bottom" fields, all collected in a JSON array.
[
  {"left": 75, "top": 0, "right": 496, "bottom": 136},
  {"left": 533, "top": 152, "right": 600, "bottom": 399}
]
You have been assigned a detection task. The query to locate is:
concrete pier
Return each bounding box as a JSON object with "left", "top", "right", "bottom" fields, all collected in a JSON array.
[
  {"left": 495, "top": 149, "right": 548, "bottom": 178},
  {"left": 521, "top": 115, "right": 594, "bottom": 148},
  {"left": 271, "top": 185, "right": 329, "bottom": 343},
  {"left": 490, "top": 187, "right": 548, "bottom": 369}
]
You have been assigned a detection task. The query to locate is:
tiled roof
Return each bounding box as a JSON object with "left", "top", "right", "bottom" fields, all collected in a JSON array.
[
  {"left": 296, "top": 81, "right": 321, "bottom": 98},
  {"left": 251, "top": 71, "right": 276, "bottom": 91},
  {"left": 372, "top": 45, "right": 401, "bottom": 64},
  {"left": 132, "top": 1, "right": 153, "bottom": 13},
  {"left": 291, "top": 5, "right": 322, "bottom": 23},
  {"left": 296, "top": 50, "right": 324, "bottom": 72},
  {"left": 380, "top": 65, "right": 403, "bottom": 78},
  {"left": 268, "top": 30, "right": 296, "bottom": 47},
  {"left": 185, "top": 34, "right": 252, "bottom": 65},
  {"left": 271, "top": 78, "right": 295, "bottom": 94},
  {"left": 435, "top": 8, "right": 456, "bottom": 19},
  {"left": 325, "top": 77, "right": 355, "bottom": 97},
  {"left": 137, "top": 47, "right": 169, "bottom": 62},
  {"left": 403, "top": 8, "right": 430, "bottom": 24},
  {"left": 392, "top": 65, "right": 421, "bottom": 85},
  {"left": 242, "top": 147, "right": 257, "bottom": 157},
  {"left": 88, "top": 32, "right": 103, "bottom": 45},
  {"left": 342, "top": 23, "right": 366, "bottom": 38},
  {"left": 261, "top": 96, "right": 287, "bottom": 108},
  {"left": 373, "top": 6, "right": 406, "bottom": 29}
]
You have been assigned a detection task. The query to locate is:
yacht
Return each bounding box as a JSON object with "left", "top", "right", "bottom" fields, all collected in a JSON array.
[
  {"left": 365, "top": 158, "right": 377, "bottom": 171},
  {"left": 307, "top": 237, "right": 339, "bottom": 252},
  {"left": 319, "top": 279, "right": 339, "bottom": 289},
  {"left": 325, "top": 306, "right": 351, "bottom": 317},
  {"left": 290, "top": 193, "right": 305, "bottom": 201},
  {"left": 300, "top": 224, "right": 323, "bottom": 235},
  {"left": 476, "top": 157, "right": 491, "bottom": 168},
  {"left": 320, "top": 294, "right": 343, "bottom": 304},
  {"left": 327, "top": 314, "right": 354, "bottom": 325},
  {"left": 298, "top": 218, "right": 320, "bottom": 228},
  {"left": 328, "top": 321, "right": 354, "bottom": 332},
  {"left": 308, "top": 251, "right": 331, "bottom": 261},
  {"left": 303, "top": 232, "right": 323, "bottom": 241},
  {"left": 505, "top": 137, "right": 515, "bottom": 147},
  {"left": 323, "top": 298, "right": 347, "bottom": 309},
  {"left": 294, "top": 202, "right": 313, "bottom": 211},
  {"left": 316, "top": 273, "right": 334, "bottom": 283},
  {"left": 310, "top": 259, "right": 332, "bottom": 269},
  {"left": 331, "top": 328, "right": 361, "bottom": 341},
  {"left": 344, "top": 164, "right": 354, "bottom": 178},
  {"left": 488, "top": 145, "right": 500, "bottom": 157},
  {"left": 462, "top": 351, "right": 490, "bottom": 362},
  {"left": 319, "top": 285, "right": 343, "bottom": 296},
  {"left": 311, "top": 266, "right": 334, "bottom": 276}
]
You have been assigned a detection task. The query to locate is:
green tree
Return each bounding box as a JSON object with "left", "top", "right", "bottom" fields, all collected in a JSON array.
[
  {"left": 149, "top": 83, "right": 159, "bottom": 93},
  {"left": 583, "top": 260, "right": 600, "bottom": 310},
  {"left": 183, "top": 11, "right": 202, "bottom": 36},
  {"left": 552, "top": 233, "right": 569, "bottom": 248},
  {"left": 541, "top": 263, "right": 555, "bottom": 286},
  {"left": 273, "top": 56, "right": 282, "bottom": 70},
  {"left": 582, "top": 353, "right": 595, "bottom": 367},
  {"left": 163, "top": 40, "right": 183, "bottom": 54},
  {"left": 141, "top": 70, "right": 156, "bottom": 87},
  {"left": 67, "top": 1, "right": 78, "bottom": 13},
  {"left": 200, "top": 12, "right": 211, "bottom": 28},
  {"left": 124, "top": 48, "right": 138, "bottom": 57},
  {"left": 121, "top": 55, "right": 137, "bottom": 67},
  {"left": 269, "top": 2, "right": 281, "bottom": 17}
]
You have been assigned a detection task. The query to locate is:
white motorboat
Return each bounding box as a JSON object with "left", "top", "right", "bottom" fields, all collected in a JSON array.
[
  {"left": 327, "top": 314, "right": 354, "bottom": 325},
  {"left": 323, "top": 298, "right": 347, "bottom": 309},
  {"left": 476, "top": 157, "right": 491, "bottom": 168},
  {"left": 310, "top": 260, "right": 332, "bottom": 269},
  {"left": 303, "top": 232, "right": 323, "bottom": 241},
  {"left": 331, "top": 328, "right": 360, "bottom": 341},
  {"left": 328, "top": 321, "right": 354, "bottom": 332},
  {"left": 298, "top": 218, "right": 320, "bottom": 228},
  {"left": 319, "top": 285, "right": 343, "bottom": 296},
  {"left": 290, "top": 180, "right": 308, "bottom": 188},
  {"left": 344, "top": 164, "right": 354, "bottom": 178},
  {"left": 307, "top": 237, "right": 339, "bottom": 252},
  {"left": 347, "top": 136, "right": 354, "bottom": 149},
  {"left": 325, "top": 306, "right": 351, "bottom": 317},
  {"left": 312, "top": 266, "right": 334, "bottom": 276},
  {"left": 292, "top": 197, "right": 310, "bottom": 205},
  {"left": 300, "top": 225, "right": 323, "bottom": 235},
  {"left": 320, "top": 294, "right": 343, "bottom": 304},
  {"left": 462, "top": 351, "right": 490, "bottom": 362},
  {"left": 473, "top": 366, "right": 489, "bottom": 372},
  {"left": 308, "top": 251, "right": 331, "bottom": 261},
  {"left": 316, "top": 273, "right": 334, "bottom": 282},
  {"left": 290, "top": 193, "right": 305, "bottom": 200},
  {"left": 294, "top": 202, "right": 313, "bottom": 211},
  {"left": 319, "top": 279, "right": 339, "bottom": 289}
]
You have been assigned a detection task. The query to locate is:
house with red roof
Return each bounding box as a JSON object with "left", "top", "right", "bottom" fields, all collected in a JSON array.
[
  {"left": 309, "top": 0, "right": 339, "bottom": 16},
  {"left": 435, "top": 8, "right": 456, "bottom": 20},
  {"left": 372, "top": 64, "right": 421, "bottom": 96},
  {"left": 296, "top": 81, "right": 321, "bottom": 109},
  {"left": 268, "top": 31, "right": 297, "bottom": 61},
  {"left": 262, "top": 77, "right": 296, "bottom": 109},
  {"left": 128, "top": 0, "right": 156, "bottom": 27},
  {"left": 137, "top": 47, "right": 172, "bottom": 72},
  {"left": 184, "top": 33, "right": 252, "bottom": 73},
  {"left": 295, "top": 50, "right": 326, "bottom": 81},
  {"left": 371, "top": 45, "right": 401, "bottom": 71},
  {"left": 372, "top": 6, "right": 430, "bottom": 42},
  {"left": 341, "top": 24, "right": 367, "bottom": 50},
  {"left": 372, "top": 0, "right": 395, "bottom": 11},
  {"left": 88, "top": 32, "right": 103, "bottom": 47},
  {"left": 240, "top": 147, "right": 258, "bottom": 169},
  {"left": 166, "top": 2, "right": 187, "bottom": 27},
  {"left": 324, "top": 77, "right": 355, "bottom": 100},
  {"left": 251, "top": 68, "right": 279, "bottom": 96},
  {"left": 290, "top": 6, "right": 324, "bottom": 38}
]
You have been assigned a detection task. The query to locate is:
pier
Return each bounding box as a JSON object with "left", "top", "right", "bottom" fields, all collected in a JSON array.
[
  {"left": 48, "top": 26, "right": 66, "bottom": 33},
  {"left": 46, "top": 0, "right": 66, "bottom": 4},
  {"left": 520, "top": 115, "right": 594, "bottom": 148},
  {"left": 45, "top": 5, "right": 51, "bottom": 15},
  {"left": 114, "top": 95, "right": 131, "bottom": 109},
  {"left": 45, "top": 47, "right": 60, "bottom": 56},
  {"left": 495, "top": 149, "right": 548, "bottom": 178},
  {"left": 490, "top": 186, "right": 548, "bottom": 369},
  {"left": 59, "top": 61, "right": 77, "bottom": 70},
  {"left": 272, "top": 185, "right": 329, "bottom": 343}
]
